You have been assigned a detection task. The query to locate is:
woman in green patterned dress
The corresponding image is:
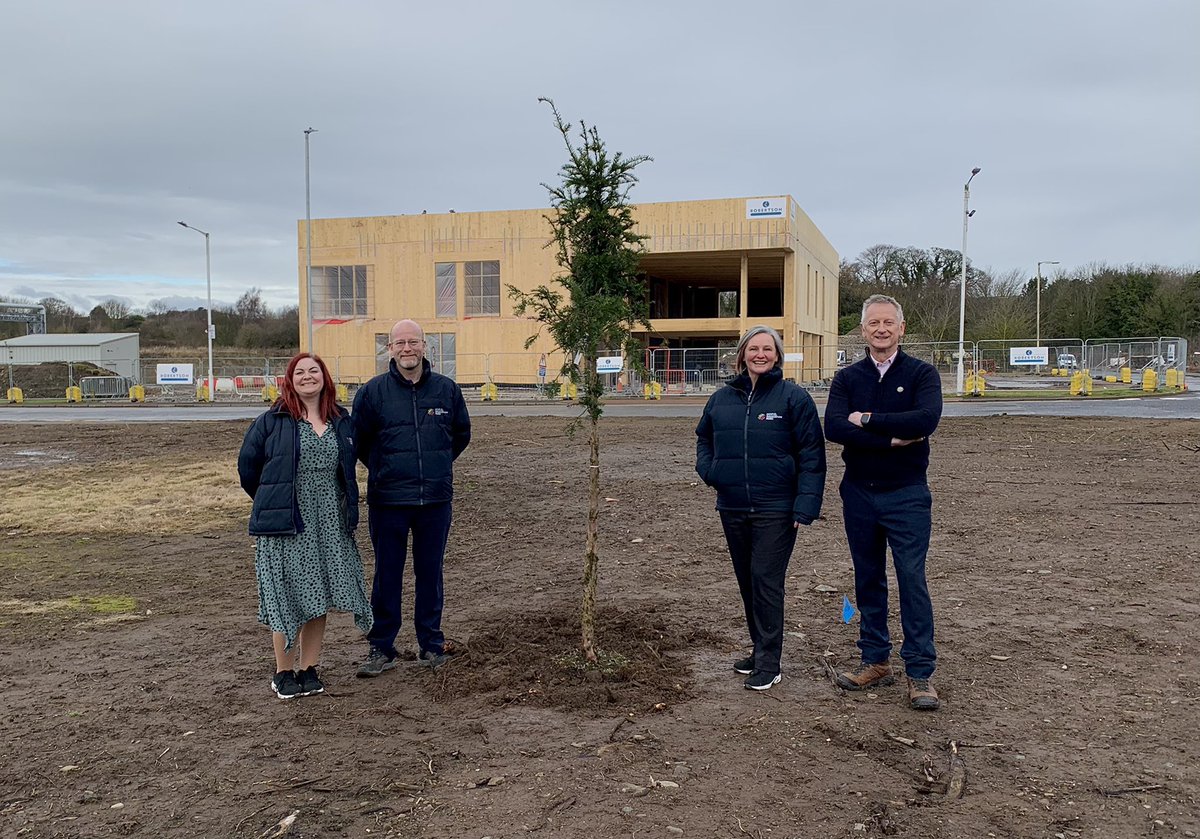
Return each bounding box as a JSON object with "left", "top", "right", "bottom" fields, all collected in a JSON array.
[{"left": 238, "top": 353, "right": 372, "bottom": 700}]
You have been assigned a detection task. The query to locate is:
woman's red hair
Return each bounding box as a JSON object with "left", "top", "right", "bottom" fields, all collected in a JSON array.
[{"left": 275, "top": 352, "right": 339, "bottom": 422}]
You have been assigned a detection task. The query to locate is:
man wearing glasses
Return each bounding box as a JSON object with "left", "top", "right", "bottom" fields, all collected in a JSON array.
[{"left": 352, "top": 319, "right": 471, "bottom": 676}]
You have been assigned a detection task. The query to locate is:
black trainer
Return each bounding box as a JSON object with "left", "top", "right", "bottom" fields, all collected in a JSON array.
[
  {"left": 733, "top": 656, "right": 755, "bottom": 675},
  {"left": 297, "top": 665, "right": 325, "bottom": 696},
  {"left": 744, "top": 671, "right": 782, "bottom": 691},
  {"left": 271, "top": 670, "right": 302, "bottom": 700},
  {"left": 356, "top": 648, "right": 398, "bottom": 678}
]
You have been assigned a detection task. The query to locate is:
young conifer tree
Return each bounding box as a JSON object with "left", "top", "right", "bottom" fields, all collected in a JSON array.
[{"left": 508, "top": 98, "right": 651, "bottom": 661}]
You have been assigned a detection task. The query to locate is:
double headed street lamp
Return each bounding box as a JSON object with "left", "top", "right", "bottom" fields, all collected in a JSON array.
[
  {"left": 177, "top": 221, "right": 215, "bottom": 402},
  {"left": 1036, "top": 260, "right": 1060, "bottom": 350},
  {"left": 955, "top": 167, "right": 982, "bottom": 395}
]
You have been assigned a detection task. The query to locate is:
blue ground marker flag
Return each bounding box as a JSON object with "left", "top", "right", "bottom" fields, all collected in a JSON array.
[{"left": 842, "top": 595, "right": 857, "bottom": 624}]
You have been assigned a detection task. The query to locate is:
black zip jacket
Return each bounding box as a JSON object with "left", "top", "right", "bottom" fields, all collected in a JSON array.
[
  {"left": 824, "top": 349, "right": 942, "bottom": 489},
  {"left": 237, "top": 405, "right": 359, "bottom": 536},
  {"left": 351, "top": 358, "right": 471, "bottom": 506},
  {"left": 695, "top": 367, "right": 826, "bottom": 522}
]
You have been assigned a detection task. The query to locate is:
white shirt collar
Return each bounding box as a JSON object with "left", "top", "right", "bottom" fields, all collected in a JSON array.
[{"left": 873, "top": 351, "right": 898, "bottom": 379}]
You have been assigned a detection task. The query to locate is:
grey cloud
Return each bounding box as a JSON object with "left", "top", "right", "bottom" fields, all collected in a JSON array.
[{"left": 0, "top": 0, "right": 1196, "bottom": 313}]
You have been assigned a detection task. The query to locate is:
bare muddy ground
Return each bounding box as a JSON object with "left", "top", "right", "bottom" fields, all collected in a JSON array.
[{"left": 1, "top": 415, "right": 1197, "bottom": 838}]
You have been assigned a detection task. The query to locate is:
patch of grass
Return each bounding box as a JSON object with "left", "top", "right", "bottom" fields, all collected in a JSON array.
[
  {"left": 0, "top": 594, "right": 137, "bottom": 617},
  {"left": 84, "top": 595, "right": 137, "bottom": 614},
  {"left": 0, "top": 458, "right": 245, "bottom": 535}
]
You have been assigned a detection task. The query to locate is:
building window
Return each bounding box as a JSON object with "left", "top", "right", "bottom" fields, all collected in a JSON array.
[
  {"left": 375, "top": 333, "right": 389, "bottom": 375},
  {"left": 426, "top": 332, "right": 457, "bottom": 380},
  {"left": 312, "top": 265, "right": 372, "bottom": 319},
  {"left": 464, "top": 260, "right": 500, "bottom": 316},
  {"left": 718, "top": 290, "right": 738, "bottom": 318},
  {"left": 435, "top": 262, "right": 457, "bottom": 318}
]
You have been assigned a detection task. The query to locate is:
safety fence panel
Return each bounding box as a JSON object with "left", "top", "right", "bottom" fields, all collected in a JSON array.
[
  {"left": 1, "top": 356, "right": 142, "bottom": 400},
  {"left": 1083, "top": 337, "right": 1188, "bottom": 376},
  {"left": 976, "top": 339, "right": 1085, "bottom": 377},
  {"left": 485, "top": 351, "right": 568, "bottom": 386},
  {"left": 645, "top": 347, "right": 722, "bottom": 394},
  {"left": 80, "top": 376, "right": 135, "bottom": 398}
]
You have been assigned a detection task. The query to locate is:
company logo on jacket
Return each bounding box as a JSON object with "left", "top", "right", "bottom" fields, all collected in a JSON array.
[
  {"left": 757, "top": 412, "right": 783, "bottom": 421},
  {"left": 427, "top": 407, "right": 448, "bottom": 416}
]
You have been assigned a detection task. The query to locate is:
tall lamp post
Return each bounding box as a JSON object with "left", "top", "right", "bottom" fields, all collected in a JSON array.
[
  {"left": 177, "top": 221, "right": 215, "bottom": 402},
  {"left": 304, "top": 127, "right": 317, "bottom": 353},
  {"left": 955, "top": 166, "right": 982, "bottom": 395},
  {"left": 1036, "top": 260, "right": 1059, "bottom": 350}
]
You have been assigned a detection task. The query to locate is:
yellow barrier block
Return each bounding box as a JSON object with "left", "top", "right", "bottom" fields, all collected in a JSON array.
[
  {"left": 261, "top": 384, "right": 279, "bottom": 403},
  {"left": 336, "top": 383, "right": 349, "bottom": 402},
  {"left": 1142, "top": 369, "right": 1157, "bottom": 392},
  {"left": 196, "top": 384, "right": 211, "bottom": 402},
  {"left": 6, "top": 386, "right": 23, "bottom": 404},
  {"left": 1104, "top": 375, "right": 1116, "bottom": 383},
  {"left": 65, "top": 386, "right": 82, "bottom": 403},
  {"left": 560, "top": 381, "right": 577, "bottom": 400},
  {"left": 1165, "top": 369, "right": 1178, "bottom": 388},
  {"left": 480, "top": 382, "right": 498, "bottom": 401},
  {"left": 1120, "top": 367, "right": 1131, "bottom": 384},
  {"left": 128, "top": 384, "right": 145, "bottom": 402},
  {"left": 1070, "top": 371, "right": 1092, "bottom": 396},
  {"left": 643, "top": 381, "right": 663, "bottom": 400}
]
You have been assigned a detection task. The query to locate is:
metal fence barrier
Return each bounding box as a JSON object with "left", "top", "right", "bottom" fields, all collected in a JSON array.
[
  {"left": 80, "top": 376, "right": 135, "bottom": 398},
  {"left": 3, "top": 336, "right": 1192, "bottom": 404}
]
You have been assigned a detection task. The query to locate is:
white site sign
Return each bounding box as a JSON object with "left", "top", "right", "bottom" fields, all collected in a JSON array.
[
  {"left": 1009, "top": 347, "right": 1049, "bottom": 366},
  {"left": 596, "top": 356, "right": 624, "bottom": 374},
  {"left": 157, "top": 363, "right": 195, "bottom": 384},
  {"left": 746, "top": 197, "right": 787, "bottom": 219},
  {"left": 784, "top": 352, "right": 804, "bottom": 363}
]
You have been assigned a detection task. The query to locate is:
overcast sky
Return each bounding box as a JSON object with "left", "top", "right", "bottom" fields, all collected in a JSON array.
[{"left": 1, "top": 1, "right": 1197, "bottom": 315}]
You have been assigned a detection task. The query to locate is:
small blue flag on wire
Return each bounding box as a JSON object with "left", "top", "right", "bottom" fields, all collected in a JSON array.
[{"left": 841, "top": 595, "right": 857, "bottom": 624}]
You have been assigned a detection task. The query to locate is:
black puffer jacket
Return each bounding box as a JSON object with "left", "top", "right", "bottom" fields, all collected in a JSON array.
[
  {"left": 695, "top": 367, "right": 826, "bottom": 522},
  {"left": 237, "top": 406, "right": 359, "bottom": 536},
  {"left": 351, "top": 358, "right": 471, "bottom": 506}
]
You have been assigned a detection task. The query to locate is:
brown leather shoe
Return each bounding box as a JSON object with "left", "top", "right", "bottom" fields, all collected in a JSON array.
[
  {"left": 835, "top": 661, "right": 894, "bottom": 691},
  {"left": 907, "top": 677, "right": 939, "bottom": 711}
]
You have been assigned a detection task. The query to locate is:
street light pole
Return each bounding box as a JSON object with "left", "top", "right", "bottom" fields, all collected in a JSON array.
[
  {"left": 177, "top": 221, "right": 214, "bottom": 402},
  {"left": 304, "top": 127, "right": 317, "bottom": 353},
  {"left": 955, "top": 167, "right": 981, "bottom": 396},
  {"left": 1035, "top": 260, "right": 1060, "bottom": 350}
]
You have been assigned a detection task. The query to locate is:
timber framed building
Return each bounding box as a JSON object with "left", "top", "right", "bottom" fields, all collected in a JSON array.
[{"left": 299, "top": 196, "right": 838, "bottom": 387}]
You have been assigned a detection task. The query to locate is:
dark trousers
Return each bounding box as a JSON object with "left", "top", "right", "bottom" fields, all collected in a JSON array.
[
  {"left": 839, "top": 480, "right": 936, "bottom": 679},
  {"left": 719, "top": 510, "right": 798, "bottom": 676},
  {"left": 366, "top": 501, "right": 453, "bottom": 657}
]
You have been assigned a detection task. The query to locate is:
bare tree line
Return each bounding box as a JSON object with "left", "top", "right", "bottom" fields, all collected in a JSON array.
[
  {"left": 0, "top": 288, "right": 298, "bottom": 350},
  {"left": 839, "top": 245, "right": 1200, "bottom": 343}
]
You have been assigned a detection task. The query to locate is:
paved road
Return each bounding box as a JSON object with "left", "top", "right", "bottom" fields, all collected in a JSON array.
[{"left": 3, "top": 383, "right": 1199, "bottom": 423}]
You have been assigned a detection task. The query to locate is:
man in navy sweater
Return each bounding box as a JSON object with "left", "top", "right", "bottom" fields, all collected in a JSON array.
[
  {"left": 352, "top": 319, "right": 471, "bottom": 677},
  {"left": 824, "top": 294, "right": 943, "bottom": 710}
]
